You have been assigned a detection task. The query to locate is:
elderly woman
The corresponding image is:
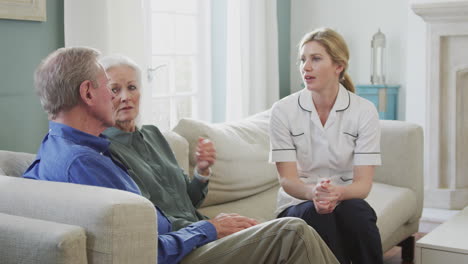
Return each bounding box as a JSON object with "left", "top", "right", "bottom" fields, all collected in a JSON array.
[{"left": 100, "top": 55, "right": 215, "bottom": 230}]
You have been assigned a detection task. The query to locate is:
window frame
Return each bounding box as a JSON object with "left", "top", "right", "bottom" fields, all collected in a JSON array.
[{"left": 146, "top": 0, "right": 211, "bottom": 131}]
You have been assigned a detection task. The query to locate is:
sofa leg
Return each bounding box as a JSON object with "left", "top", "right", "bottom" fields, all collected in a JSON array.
[{"left": 398, "top": 236, "right": 415, "bottom": 262}]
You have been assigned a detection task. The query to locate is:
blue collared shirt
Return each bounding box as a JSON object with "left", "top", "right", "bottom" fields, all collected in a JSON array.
[{"left": 23, "top": 121, "right": 216, "bottom": 264}]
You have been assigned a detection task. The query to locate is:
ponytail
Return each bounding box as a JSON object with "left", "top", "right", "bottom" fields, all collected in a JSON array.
[{"left": 340, "top": 72, "right": 355, "bottom": 93}]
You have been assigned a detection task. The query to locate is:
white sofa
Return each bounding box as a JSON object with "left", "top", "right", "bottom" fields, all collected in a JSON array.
[{"left": 0, "top": 110, "right": 423, "bottom": 263}]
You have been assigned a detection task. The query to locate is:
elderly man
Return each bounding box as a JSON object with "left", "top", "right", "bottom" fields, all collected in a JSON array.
[{"left": 23, "top": 47, "right": 338, "bottom": 264}]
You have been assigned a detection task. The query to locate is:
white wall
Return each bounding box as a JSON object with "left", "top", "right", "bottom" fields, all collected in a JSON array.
[
  {"left": 290, "top": 0, "right": 427, "bottom": 125},
  {"left": 405, "top": 0, "right": 428, "bottom": 128}
]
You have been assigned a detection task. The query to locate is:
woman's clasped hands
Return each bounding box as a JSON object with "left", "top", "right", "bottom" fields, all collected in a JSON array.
[{"left": 311, "top": 178, "right": 344, "bottom": 214}]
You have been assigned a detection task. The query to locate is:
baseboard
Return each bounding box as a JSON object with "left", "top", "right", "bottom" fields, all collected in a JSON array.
[{"left": 418, "top": 207, "right": 460, "bottom": 233}]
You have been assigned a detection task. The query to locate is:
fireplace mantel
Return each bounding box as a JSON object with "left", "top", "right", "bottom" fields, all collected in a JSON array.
[
  {"left": 412, "top": 0, "right": 468, "bottom": 210},
  {"left": 412, "top": 1, "right": 468, "bottom": 23}
]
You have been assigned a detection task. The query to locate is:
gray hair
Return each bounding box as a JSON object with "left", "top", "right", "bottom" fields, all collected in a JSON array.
[
  {"left": 99, "top": 55, "right": 142, "bottom": 85},
  {"left": 34, "top": 47, "right": 101, "bottom": 119}
]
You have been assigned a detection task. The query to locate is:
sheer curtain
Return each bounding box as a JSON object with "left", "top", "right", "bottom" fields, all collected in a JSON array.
[
  {"left": 63, "top": 0, "right": 152, "bottom": 124},
  {"left": 225, "top": 0, "right": 279, "bottom": 121}
]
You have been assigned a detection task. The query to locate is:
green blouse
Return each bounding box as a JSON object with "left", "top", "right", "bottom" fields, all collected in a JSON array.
[{"left": 103, "top": 125, "right": 209, "bottom": 230}]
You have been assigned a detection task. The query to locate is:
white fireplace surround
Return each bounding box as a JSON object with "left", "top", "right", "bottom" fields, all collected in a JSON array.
[{"left": 412, "top": 0, "right": 468, "bottom": 209}]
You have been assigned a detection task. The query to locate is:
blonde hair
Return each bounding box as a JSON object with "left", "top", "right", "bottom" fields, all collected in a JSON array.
[{"left": 299, "top": 28, "right": 355, "bottom": 93}]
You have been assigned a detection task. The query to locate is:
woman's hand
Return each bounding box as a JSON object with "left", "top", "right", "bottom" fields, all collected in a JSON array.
[
  {"left": 195, "top": 137, "right": 216, "bottom": 175},
  {"left": 311, "top": 181, "right": 344, "bottom": 214}
]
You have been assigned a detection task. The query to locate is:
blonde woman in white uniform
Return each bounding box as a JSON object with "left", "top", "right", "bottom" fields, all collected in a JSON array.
[{"left": 269, "top": 28, "right": 383, "bottom": 264}]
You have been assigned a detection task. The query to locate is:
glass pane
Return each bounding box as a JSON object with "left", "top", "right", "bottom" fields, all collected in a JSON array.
[
  {"left": 172, "top": 0, "right": 198, "bottom": 13},
  {"left": 174, "top": 56, "right": 194, "bottom": 93},
  {"left": 152, "top": 13, "right": 175, "bottom": 54},
  {"left": 175, "top": 96, "right": 193, "bottom": 124},
  {"left": 151, "top": 98, "right": 171, "bottom": 132},
  {"left": 151, "top": 0, "right": 176, "bottom": 12},
  {"left": 151, "top": 56, "right": 173, "bottom": 96},
  {"left": 175, "top": 14, "right": 197, "bottom": 54}
]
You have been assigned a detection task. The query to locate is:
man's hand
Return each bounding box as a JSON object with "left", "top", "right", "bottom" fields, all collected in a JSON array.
[
  {"left": 195, "top": 137, "right": 216, "bottom": 175},
  {"left": 207, "top": 213, "right": 259, "bottom": 239}
]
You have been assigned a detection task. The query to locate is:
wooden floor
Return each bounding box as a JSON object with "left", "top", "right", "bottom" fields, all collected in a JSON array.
[{"left": 383, "top": 233, "right": 426, "bottom": 264}]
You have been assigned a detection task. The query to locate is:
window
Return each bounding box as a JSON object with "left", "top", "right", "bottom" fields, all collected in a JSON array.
[{"left": 148, "top": 0, "right": 211, "bottom": 131}]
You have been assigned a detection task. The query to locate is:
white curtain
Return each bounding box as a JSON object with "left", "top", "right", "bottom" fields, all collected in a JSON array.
[
  {"left": 63, "top": 0, "right": 152, "bottom": 124},
  {"left": 225, "top": 0, "right": 279, "bottom": 121}
]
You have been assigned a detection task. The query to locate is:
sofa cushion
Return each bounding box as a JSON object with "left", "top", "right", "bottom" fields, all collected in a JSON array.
[
  {"left": 173, "top": 110, "right": 279, "bottom": 206},
  {"left": 199, "top": 184, "right": 279, "bottom": 222},
  {"left": 0, "top": 212, "right": 87, "bottom": 264},
  {"left": 366, "top": 182, "right": 417, "bottom": 244},
  {"left": 162, "top": 131, "right": 190, "bottom": 174},
  {"left": 0, "top": 150, "right": 35, "bottom": 177}
]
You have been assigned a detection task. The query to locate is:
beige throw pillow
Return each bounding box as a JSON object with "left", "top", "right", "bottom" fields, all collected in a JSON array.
[
  {"left": 162, "top": 131, "right": 190, "bottom": 175},
  {"left": 173, "top": 110, "right": 279, "bottom": 207}
]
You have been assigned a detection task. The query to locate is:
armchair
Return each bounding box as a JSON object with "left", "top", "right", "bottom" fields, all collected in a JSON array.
[{"left": 0, "top": 150, "right": 157, "bottom": 264}]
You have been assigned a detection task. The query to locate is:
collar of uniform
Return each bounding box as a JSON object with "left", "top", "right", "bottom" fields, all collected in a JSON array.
[
  {"left": 103, "top": 126, "right": 143, "bottom": 146},
  {"left": 298, "top": 88, "right": 314, "bottom": 112},
  {"left": 297, "top": 84, "right": 350, "bottom": 113},
  {"left": 332, "top": 84, "right": 351, "bottom": 112},
  {"left": 48, "top": 121, "right": 110, "bottom": 153}
]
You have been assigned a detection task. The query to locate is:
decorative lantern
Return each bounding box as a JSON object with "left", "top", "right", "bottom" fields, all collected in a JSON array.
[{"left": 371, "top": 29, "right": 386, "bottom": 84}]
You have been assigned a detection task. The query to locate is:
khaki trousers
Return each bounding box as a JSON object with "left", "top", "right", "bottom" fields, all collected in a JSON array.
[{"left": 181, "top": 217, "right": 339, "bottom": 264}]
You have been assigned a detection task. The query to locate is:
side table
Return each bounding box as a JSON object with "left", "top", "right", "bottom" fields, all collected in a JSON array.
[
  {"left": 415, "top": 206, "right": 468, "bottom": 263},
  {"left": 356, "top": 84, "right": 399, "bottom": 120}
]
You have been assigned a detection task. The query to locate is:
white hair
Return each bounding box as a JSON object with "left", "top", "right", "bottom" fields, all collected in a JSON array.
[
  {"left": 99, "top": 55, "right": 142, "bottom": 85},
  {"left": 100, "top": 54, "right": 143, "bottom": 128}
]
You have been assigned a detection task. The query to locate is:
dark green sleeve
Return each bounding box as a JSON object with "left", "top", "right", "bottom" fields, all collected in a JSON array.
[
  {"left": 145, "top": 126, "right": 210, "bottom": 209},
  {"left": 187, "top": 176, "right": 209, "bottom": 208}
]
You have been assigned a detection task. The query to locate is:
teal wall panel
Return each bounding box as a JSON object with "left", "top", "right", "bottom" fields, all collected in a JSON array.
[
  {"left": 0, "top": 0, "right": 64, "bottom": 153},
  {"left": 277, "top": 0, "right": 291, "bottom": 99}
]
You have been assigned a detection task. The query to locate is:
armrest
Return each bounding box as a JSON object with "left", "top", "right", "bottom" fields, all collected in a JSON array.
[
  {"left": 0, "top": 212, "right": 86, "bottom": 264},
  {"left": 0, "top": 150, "right": 35, "bottom": 177},
  {"left": 0, "top": 176, "right": 157, "bottom": 264},
  {"left": 376, "top": 120, "right": 424, "bottom": 222}
]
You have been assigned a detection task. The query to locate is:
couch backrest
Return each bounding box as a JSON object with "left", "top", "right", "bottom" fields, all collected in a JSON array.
[
  {"left": 0, "top": 131, "right": 188, "bottom": 178},
  {"left": 173, "top": 111, "right": 424, "bottom": 209},
  {"left": 0, "top": 150, "right": 35, "bottom": 177},
  {"left": 173, "top": 110, "right": 280, "bottom": 207}
]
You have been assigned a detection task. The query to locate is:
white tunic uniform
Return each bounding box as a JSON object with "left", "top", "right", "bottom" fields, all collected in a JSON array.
[{"left": 269, "top": 84, "right": 382, "bottom": 215}]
